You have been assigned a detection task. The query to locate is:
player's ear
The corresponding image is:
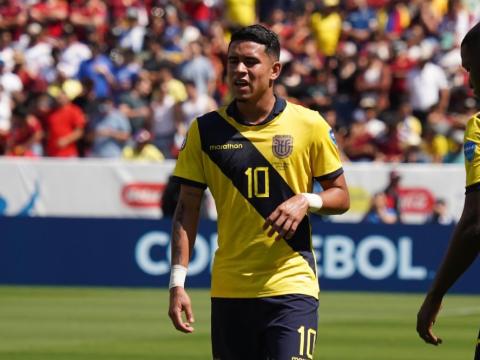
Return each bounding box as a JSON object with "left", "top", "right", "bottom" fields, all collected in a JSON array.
[{"left": 270, "top": 61, "right": 282, "bottom": 81}]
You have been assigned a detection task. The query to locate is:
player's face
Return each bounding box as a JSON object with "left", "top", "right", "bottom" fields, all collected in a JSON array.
[
  {"left": 461, "top": 44, "right": 480, "bottom": 99},
  {"left": 227, "top": 41, "right": 281, "bottom": 102}
]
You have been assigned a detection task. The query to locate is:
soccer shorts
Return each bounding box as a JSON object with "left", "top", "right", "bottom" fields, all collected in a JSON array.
[
  {"left": 475, "top": 329, "right": 480, "bottom": 360},
  {"left": 211, "top": 294, "right": 318, "bottom": 360}
]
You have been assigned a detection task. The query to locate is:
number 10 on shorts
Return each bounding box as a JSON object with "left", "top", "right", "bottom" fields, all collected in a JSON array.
[{"left": 297, "top": 326, "right": 316, "bottom": 359}]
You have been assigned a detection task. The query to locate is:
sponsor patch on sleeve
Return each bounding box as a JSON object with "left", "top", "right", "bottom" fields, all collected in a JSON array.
[
  {"left": 464, "top": 140, "right": 476, "bottom": 161},
  {"left": 329, "top": 129, "right": 338, "bottom": 146}
]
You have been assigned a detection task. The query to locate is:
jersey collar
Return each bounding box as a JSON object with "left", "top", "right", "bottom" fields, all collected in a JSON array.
[{"left": 226, "top": 96, "right": 287, "bottom": 126}]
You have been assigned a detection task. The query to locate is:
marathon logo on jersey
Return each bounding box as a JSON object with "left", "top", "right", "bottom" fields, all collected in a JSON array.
[
  {"left": 272, "top": 135, "right": 293, "bottom": 159},
  {"left": 464, "top": 141, "right": 476, "bottom": 162},
  {"left": 209, "top": 143, "right": 244, "bottom": 151}
]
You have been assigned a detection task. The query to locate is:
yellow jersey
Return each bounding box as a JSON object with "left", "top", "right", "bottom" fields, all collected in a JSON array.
[
  {"left": 464, "top": 112, "right": 480, "bottom": 192},
  {"left": 172, "top": 98, "right": 344, "bottom": 299}
]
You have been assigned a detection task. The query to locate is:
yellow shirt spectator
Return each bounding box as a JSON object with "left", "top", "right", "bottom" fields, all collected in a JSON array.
[
  {"left": 122, "top": 130, "right": 165, "bottom": 162},
  {"left": 311, "top": 7, "right": 342, "bottom": 56},
  {"left": 422, "top": 132, "right": 449, "bottom": 163},
  {"left": 225, "top": 0, "right": 256, "bottom": 27},
  {"left": 167, "top": 78, "right": 187, "bottom": 103}
]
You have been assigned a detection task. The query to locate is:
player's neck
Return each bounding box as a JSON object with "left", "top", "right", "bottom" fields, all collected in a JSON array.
[{"left": 235, "top": 93, "right": 276, "bottom": 125}]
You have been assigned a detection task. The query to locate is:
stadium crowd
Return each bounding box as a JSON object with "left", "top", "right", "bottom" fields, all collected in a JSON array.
[{"left": 0, "top": 0, "right": 478, "bottom": 163}]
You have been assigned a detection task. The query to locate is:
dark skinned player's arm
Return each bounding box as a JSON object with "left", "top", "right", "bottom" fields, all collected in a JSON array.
[{"left": 417, "top": 190, "right": 480, "bottom": 345}]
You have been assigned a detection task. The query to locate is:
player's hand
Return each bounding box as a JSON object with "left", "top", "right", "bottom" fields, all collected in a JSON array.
[
  {"left": 416, "top": 294, "right": 443, "bottom": 346},
  {"left": 168, "top": 287, "right": 195, "bottom": 333},
  {"left": 263, "top": 194, "right": 309, "bottom": 241}
]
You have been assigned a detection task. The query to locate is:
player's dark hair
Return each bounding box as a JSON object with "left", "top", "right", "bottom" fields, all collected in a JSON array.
[
  {"left": 461, "top": 21, "right": 480, "bottom": 51},
  {"left": 229, "top": 24, "right": 280, "bottom": 60}
]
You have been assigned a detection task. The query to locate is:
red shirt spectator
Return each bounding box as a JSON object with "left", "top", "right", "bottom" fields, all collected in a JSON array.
[
  {"left": 0, "top": 0, "right": 27, "bottom": 39},
  {"left": 45, "top": 92, "right": 86, "bottom": 157},
  {"left": 6, "top": 106, "right": 43, "bottom": 157},
  {"left": 29, "top": 0, "right": 68, "bottom": 38},
  {"left": 70, "top": 0, "right": 108, "bottom": 42}
]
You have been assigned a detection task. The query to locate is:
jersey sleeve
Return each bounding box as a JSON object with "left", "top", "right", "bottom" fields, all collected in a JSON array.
[
  {"left": 311, "top": 114, "right": 344, "bottom": 181},
  {"left": 465, "top": 114, "right": 480, "bottom": 192},
  {"left": 172, "top": 119, "right": 207, "bottom": 189}
]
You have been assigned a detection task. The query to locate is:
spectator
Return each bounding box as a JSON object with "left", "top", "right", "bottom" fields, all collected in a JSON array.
[
  {"left": 0, "top": 30, "right": 17, "bottom": 73},
  {"left": 43, "top": 91, "right": 86, "bottom": 157},
  {"left": 21, "top": 23, "right": 54, "bottom": 84},
  {"left": 118, "top": 75, "right": 151, "bottom": 134},
  {"left": 443, "top": 128, "right": 465, "bottom": 163},
  {"left": 29, "top": 0, "right": 68, "bottom": 39},
  {"left": 0, "top": 58, "right": 22, "bottom": 101},
  {"left": 310, "top": 0, "right": 342, "bottom": 57},
  {"left": 112, "top": 48, "right": 141, "bottom": 99},
  {"left": 343, "top": 0, "right": 378, "bottom": 45},
  {"left": 305, "top": 68, "right": 334, "bottom": 109},
  {"left": 158, "top": 65, "right": 187, "bottom": 103},
  {"left": 176, "top": 80, "right": 216, "bottom": 141},
  {"left": 184, "top": 0, "right": 213, "bottom": 34},
  {"left": 426, "top": 198, "right": 455, "bottom": 225},
  {"left": 383, "top": 170, "right": 403, "bottom": 221},
  {"left": 122, "top": 129, "right": 164, "bottom": 162},
  {"left": 362, "top": 192, "right": 398, "bottom": 224},
  {"left": 397, "top": 99, "right": 423, "bottom": 150},
  {"left": 358, "top": 96, "right": 386, "bottom": 139},
  {"left": 5, "top": 105, "right": 43, "bottom": 157},
  {"left": 378, "top": 0, "right": 411, "bottom": 40},
  {"left": 89, "top": 97, "right": 131, "bottom": 158},
  {"left": 224, "top": 0, "right": 256, "bottom": 28},
  {"left": 69, "top": 0, "right": 108, "bottom": 42},
  {"left": 421, "top": 124, "right": 449, "bottom": 163},
  {"left": 77, "top": 43, "right": 116, "bottom": 98},
  {"left": 354, "top": 44, "right": 392, "bottom": 111},
  {"left": 374, "top": 112, "right": 404, "bottom": 162},
  {"left": 117, "top": 7, "right": 147, "bottom": 54},
  {"left": 0, "top": 0, "right": 27, "bottom": 38},
  {"left": 406, "top": 42, "right": 450, "bottom": 123},
  {"left": 180, "top": 40, "right": 216, "bottom": 96},
  {"left": 58, "top": 25, "right": 92, "bottom": 79},
  {"left": 343, "top": 113, "right": 377, "bottom": 162},
  {"left": 151, "top": 81, "right": 178, "bottom": 159}
]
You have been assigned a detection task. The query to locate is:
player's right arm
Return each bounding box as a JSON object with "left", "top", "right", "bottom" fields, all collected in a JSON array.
[
  {"left": 168, "top": 184, "right": 204, "bottom": 333},
  {"left": 416, "top": 190, "right": 480, "bottom": 345}
]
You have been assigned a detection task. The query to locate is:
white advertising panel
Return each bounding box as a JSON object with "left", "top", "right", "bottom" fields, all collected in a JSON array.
[{"left": 0, "top": 158, "right": 466, "bottom": 223}]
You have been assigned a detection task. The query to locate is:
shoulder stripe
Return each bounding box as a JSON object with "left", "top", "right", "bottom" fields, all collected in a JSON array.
[
  {"left": 315, "top": 168, "right": 344, "bottom": 182},
  {"left": 171, "top": 176, "right": 207, "bottom": 189},
  {"left": 197, "top": 111, "right": 315, "bottom": 273}
]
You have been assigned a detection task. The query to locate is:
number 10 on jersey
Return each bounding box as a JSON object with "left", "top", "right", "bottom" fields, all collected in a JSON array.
[{"left": 244, "top": 167, "right": 269, "bottom": 198}]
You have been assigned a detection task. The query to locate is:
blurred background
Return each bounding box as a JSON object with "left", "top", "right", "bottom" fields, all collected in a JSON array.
[{"left": 0, "top": 1, "right": 479, "bottom": 359}]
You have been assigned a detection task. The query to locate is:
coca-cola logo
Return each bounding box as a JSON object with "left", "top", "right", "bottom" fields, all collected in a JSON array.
[
  {"left": 122, "top": 183, "right": 166, "bottom": 208},
  {"left": 398, "top": 188, "right": 435, "bottom": 214}
]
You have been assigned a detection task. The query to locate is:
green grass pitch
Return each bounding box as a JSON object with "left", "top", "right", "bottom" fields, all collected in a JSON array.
[{"left": 0, "top": 286, "right": 478, "bottom": 360}]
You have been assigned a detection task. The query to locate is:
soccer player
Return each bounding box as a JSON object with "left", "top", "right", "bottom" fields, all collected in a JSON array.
[
  {"left": 167, "top": 24, "right": 350, "bottom": 359},
  {"left": 416, "top": 22, "right": 480, "bottom": 360}
]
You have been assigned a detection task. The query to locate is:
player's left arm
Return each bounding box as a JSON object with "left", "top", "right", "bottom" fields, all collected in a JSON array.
[
  {"left": 264, "top": 174, "right": 349, "bottom": 241},
  {"left": 416, "top": 190, "right": 480, "bottom": 345}
]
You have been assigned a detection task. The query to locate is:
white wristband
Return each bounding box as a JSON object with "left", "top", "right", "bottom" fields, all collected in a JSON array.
[
  {"left": 169, "top": 264, "right": 187, "bottom": 289},
  {"left": 301, "top": 193, "right": 323, "bottom": 211}
]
